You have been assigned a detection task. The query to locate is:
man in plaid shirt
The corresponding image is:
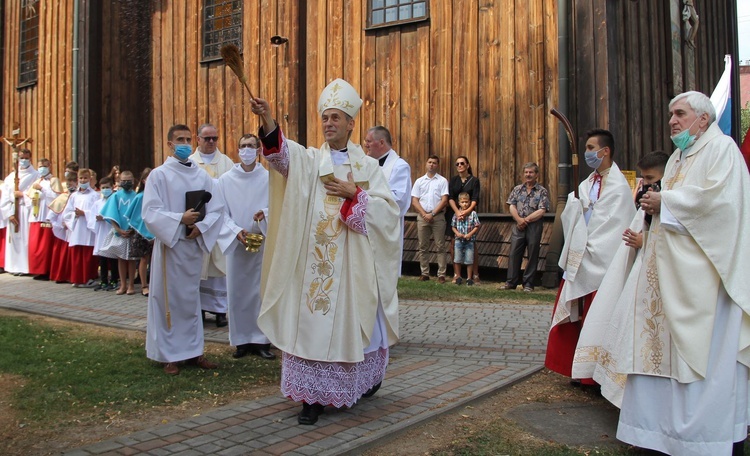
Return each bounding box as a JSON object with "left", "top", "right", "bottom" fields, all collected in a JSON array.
[{"left": 501, "top": 162, "right": 549, "bottom": 292}]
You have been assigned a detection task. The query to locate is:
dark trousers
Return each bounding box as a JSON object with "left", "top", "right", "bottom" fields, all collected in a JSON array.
[
  {"left": 506, "top": 220, "right": 543, "bottom": 288},
  {"left": 98, "top": 256, "right": 119, "bottom": 284}
]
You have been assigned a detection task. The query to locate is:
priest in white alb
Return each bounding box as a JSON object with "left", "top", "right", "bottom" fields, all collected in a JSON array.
[
  {"left": 617, "top": 91, "right": 750, "bottom": 455},
  {"left": 544, "top": 129, "right": 635, "bottom": 384},
  {"left": 250, "top": 79, "right": 401, "bottom": 426},
  {"left": 143, "top": 124, "right": 224, "bottom": 376},
  {"left": 364, "top": 125, "right": 412, "bottom": 274},
  {"left": 189, "top": 123, "right": 234, "bottom": 328},
  {"left": 215, "top": 133, "right": 275, "bottom": 361}
]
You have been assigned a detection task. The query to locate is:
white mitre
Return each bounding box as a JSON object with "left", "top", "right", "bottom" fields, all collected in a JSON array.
[{"left": 317, "top": 78, "right": 363, "bottom": 118}]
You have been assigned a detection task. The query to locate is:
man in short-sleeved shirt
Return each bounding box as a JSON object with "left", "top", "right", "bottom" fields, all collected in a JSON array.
[
  {"left": 503, "top": 162, "right": 550, "bottom": 291},
  {"left": 410, "top": 155, "right": 449, "bottom": 282}
]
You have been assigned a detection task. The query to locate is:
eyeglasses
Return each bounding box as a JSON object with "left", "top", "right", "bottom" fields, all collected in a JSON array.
[
  {"left": 455, "top": 162, "right": 467, "bottom": 167},
  {"left": 201, "top": 136, "right": 219, "bottom": 142}
]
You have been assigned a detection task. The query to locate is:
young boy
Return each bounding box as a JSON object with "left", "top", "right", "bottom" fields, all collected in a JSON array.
[
  {"left": 62, "top": 169, "right": 99, "bottom": 287},
  {"left": 100, "top": 170, "right": 138, "bottom": 295},
  {"left": 451, "top": 192, "right": 481, "bottom": 285},
  {"left": 622, "top": 150, "right": 670, "bottom": 249},
  {"left": 88, "top": 176, "right": 118, "bottom": 291},
  {"left": 48, "top": 172, "right": 77, "bottom": 283}
]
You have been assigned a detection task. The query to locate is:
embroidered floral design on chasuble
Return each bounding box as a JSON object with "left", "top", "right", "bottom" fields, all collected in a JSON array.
[
  {"left": 306, "top": 195, "right": 345, "bottom": 315},
  {"left": 639, "top": 244, "right": 666, "bottom": 374}
]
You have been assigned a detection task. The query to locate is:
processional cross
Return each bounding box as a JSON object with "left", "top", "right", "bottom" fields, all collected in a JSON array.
[{"left": 0, "top": 124, "right": 33, "bottom": 232}]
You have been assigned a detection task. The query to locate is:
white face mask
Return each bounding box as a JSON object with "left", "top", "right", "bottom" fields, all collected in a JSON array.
[{"left": 238, "top": 147, "right": 258, "bottom": 165}]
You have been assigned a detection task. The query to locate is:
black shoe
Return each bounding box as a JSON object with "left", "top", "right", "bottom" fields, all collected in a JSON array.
[
  {"left": 215, "top": 313, "right": 227, "bottom": 328},
  {"left": 232, "top": 344, "right": 251, "bottom": 359},
  {"left": 33, "top": 274, "right": 49, "bottom": 281},
  {"left": 298, "top": 402, "right": 324, "bottom": 425},
  {"left": 254, "top": 348, "right": 276, "bottom": 360},
  {"left": 362, "top": 381, "right": 382, "bottom": 398}
]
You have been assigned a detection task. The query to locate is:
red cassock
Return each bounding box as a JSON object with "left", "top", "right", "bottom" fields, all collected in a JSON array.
[
  {"left": 68, "top": 245, "right": 98, "bottom": 285},
  {"left": 544, "top": 278, "right": 596, "bottom": 385},
  {"left": 28, "top": 222, "right": 55, "bottom": 275},
  {"left": 49, "top": 237, "right": 70, "bottom": 283},
  {"left": 0, "top": 227, "right": 5, "bottom": 269}
]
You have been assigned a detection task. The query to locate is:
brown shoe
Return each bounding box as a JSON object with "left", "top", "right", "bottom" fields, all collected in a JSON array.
[
  {"left": 498, "top": 283, "right": 515, "bottom": 290},
  {"left": 163, "top": 362, "right": 179, "bottom": 375},
  {"left": 419, "top": 275, "right": 429, "bottom": 281},
  {"left": 189, "top": 355, "right": 218, "bottom": 369},
  {"left": 438, "top": 276, "right": 446, "bottom": 284}
]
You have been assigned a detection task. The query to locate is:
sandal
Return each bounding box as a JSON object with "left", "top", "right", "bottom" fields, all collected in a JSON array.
[{"left": 142, "top": 287, "right": 149, "bottom": 297}]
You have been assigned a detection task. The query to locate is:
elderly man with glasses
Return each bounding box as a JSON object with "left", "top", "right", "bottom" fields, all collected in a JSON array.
[{"left": 189, "top": 123, "right": 234, "bottom": 328}]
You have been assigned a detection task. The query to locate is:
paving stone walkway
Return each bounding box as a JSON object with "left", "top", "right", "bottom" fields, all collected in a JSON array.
[{"left": 0, "top": 274, "right": 550, "bottom": 455}]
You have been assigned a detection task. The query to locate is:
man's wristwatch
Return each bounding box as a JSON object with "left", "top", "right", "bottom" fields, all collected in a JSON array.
[{"left": 429, "top": 212, "right": 435, "bottom": 217}]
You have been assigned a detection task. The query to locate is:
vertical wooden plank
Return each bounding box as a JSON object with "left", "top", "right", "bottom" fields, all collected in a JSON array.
[
  {"left": 543, "top": 0, "right": 558, "bottom": 204},
  {"left": 101, "top": 1, "right": 113, "bottom": 169},
  {"left": 360, "top": 18, "right": 377, "bottom": 140},
  {"left": 343, "top": 0, "right": 362, "bottom": 142},
  {"left": 514, "top": 0, "right": 530, "bottom": 171},
  {"left": 375, "top": 31, "right": 400, "bottom": 150},
  {"left": 173, "top": 1, "right": 186, "bottom": 125},
  {"left": 638, "top": 0, "right": 652, "bottom": 160},
  {"left": 57, "top": 0, "right": 67, "bottom": 166},
  {"left": 399, "top": 24, "right": 425, "bottom": 165},
  {"left": 624, "top": 1, "right": 641, "bottom": 162},
  {"left": 326, "top": 0, "right": 343, "bottom": 81},
  {"left": 242, "top": 0, "right": 260, "bottom": 134},
  {"left": 528, "top": 0, "right": 545, "bottom": 181},
  {"left": 306, "top": 0, "right": 326, "bottom": 146},
  {"left": 498, "top": 0, "right": 515, "bottom": 207},
  {"left": 478, "top": 0, "right": 499, "bottom": 212},
  {"left": 452, "top": 0, "right": 478, "bottom": 194},
  {"left": 62, "top": 0, "right": 72, "bottom": 163},
  {"left": 573, "top": 0, "right": 595, "bottom": 154},
  {"left": 259, "top": 0, "right": 277, "bottom": 134},
  {"left": 151, "top": 0, "right": 163, "bottom": 162},
  {"left": 429, "top": 0, "right": 452, "bottom": 180},
  {"left": 161, "top": 1, "right": 174, "bottom": 152},
  {"left": 275, "top": 0, "right": 300, "bottom": 139},
  {"left": 185, "top": 0, "right": 199, "bottom": 139}
]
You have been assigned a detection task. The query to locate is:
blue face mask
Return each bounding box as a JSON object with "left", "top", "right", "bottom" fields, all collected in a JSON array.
[
  {"left": 38, "top": 166, "right": 50, "bottom": 176},
  {"left": 670, "top": 118, "right": 699, "bottom": 152},
  {"left": 101, "top": 188, "right": 113, "bottom": 198},
  {"left": 78, "top": 182, "right": 90, "bottom": 191},
  {"left": 584, "top": 148, "right": 604, "bottom": 169},
  {"left": 174, "top": 144, "right": 192, "bottom": 161},
  {"left": 19, "top": 159, "right": 31, "bottom": 169}
]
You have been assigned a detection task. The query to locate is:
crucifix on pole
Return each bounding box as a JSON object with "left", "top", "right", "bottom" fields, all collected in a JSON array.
[{"left": 0, "top": 124, "right": 33, "bottom": 233}]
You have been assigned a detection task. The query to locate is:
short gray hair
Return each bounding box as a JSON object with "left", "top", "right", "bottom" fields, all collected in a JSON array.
[
  {"left": 522, "top": 162, "right": 539, "bottom": 173},
  {"left": 669, "top": 91, "right": 716, "bottom": 124}
]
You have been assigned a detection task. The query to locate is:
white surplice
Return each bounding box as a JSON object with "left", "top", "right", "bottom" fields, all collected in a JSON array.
[
  {"left": 552, "top": 163, "right": 636, "bottom": 327},
  {"left": 189, "top": 149, "right": 234, "bottom": 314},
  {"left": 572, "top": 209, "right": 644, "bottom": 406},
  {"left": 616, "top": 123, "right": 750, "bottom": 454},
  {"left": 216, "top": 163, "right": 270, "bottom": 347},
  {"left": 143, "top": 157, "right": 223, "bottom": 363},
  {"left": 380, "top": 149, "right": 411, "bottom": 274},
  {"left": 258, "top": 128, "right": 401, "bottom": 407},
  {"left": 62, "top": 188, "right": 99, "bottom": 247},
  {"left": 1, "top": 166, "right": 40, "bottom": 273}
]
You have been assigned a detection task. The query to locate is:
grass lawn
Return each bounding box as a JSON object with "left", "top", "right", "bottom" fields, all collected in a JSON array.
[
  {"left": 397, "top": 275, "right": 556, "bottom": 303},
  {"left": 0, "top": 315, "right": 279, "bottom": 429}
]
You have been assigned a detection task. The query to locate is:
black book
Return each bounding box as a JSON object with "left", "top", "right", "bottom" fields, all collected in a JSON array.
[{"left": 185, "top": 190, "right": 208, "bottom": 235}]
